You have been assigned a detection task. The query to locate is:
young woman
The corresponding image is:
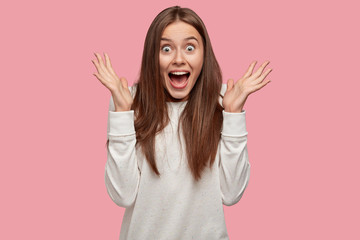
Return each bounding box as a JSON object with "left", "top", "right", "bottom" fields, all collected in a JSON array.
[{"left": 92, "top": 6, "right": 271, "bottom": 240}]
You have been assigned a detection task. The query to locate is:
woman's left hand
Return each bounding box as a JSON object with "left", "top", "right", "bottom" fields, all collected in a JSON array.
[{"left": 223, "top": 60, "right": 272, "bottom": 113}]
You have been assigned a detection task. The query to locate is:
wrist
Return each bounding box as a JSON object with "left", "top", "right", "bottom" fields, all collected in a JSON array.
[
  {"left": 111, "top": 92, "right": 132, "bottom": 112},
  {"left": 114, "top": 105, "right": 131, "bottom": 112},
  {"left": 224, "top": 104, "right": 244, "bottom": 113}
]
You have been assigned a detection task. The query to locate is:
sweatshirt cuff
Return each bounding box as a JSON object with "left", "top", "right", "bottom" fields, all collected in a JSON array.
[
  {"left": 221, "top": 110, "right": 248, "bottom": 137},
  {"left": 108, "top": 110, "right": 135, "bottom": 136}
]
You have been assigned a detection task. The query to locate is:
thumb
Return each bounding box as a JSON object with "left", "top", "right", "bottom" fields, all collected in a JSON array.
[{"left": 226, "top": 79, "right": 234, "bottom": 93}]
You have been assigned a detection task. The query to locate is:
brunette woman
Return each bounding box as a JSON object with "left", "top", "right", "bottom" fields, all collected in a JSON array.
[{"left": 92, "top": 6, "right": 272, "bottom": 240}]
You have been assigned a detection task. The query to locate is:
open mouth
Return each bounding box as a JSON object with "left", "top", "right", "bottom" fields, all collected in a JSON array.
[{"left": 168, "top": 71, "right": 190, "bottom": 89}]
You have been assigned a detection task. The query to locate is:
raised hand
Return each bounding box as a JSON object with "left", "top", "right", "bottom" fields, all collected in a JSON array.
[
  {"left": 223, "top": 61, "right": 272, "bottom": 113},
  {"left": 92, "top": 52, "right": 133, "bottom": 111}
]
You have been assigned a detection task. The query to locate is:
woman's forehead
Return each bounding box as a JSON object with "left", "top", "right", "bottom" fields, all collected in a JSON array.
[{"left": 161, "top": 21, "right": 201, "bottom": 41}]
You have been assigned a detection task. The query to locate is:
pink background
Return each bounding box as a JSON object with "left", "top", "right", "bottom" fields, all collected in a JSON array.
[{"left": 1, "top": 0, "right": 359, "bottom": 239}]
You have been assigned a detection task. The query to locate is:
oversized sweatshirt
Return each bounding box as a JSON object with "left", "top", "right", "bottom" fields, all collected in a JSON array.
[{"left": 105, "top": 84, "right": 251, "bottom": 240}]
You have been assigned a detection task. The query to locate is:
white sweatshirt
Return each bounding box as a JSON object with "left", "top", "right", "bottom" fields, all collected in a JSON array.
[{"left": 105, "top": 84, "right": 251, "bottom": 240}]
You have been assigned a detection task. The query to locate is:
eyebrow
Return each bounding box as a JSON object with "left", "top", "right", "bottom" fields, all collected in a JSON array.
[{"left": 160, "top": 36, "right": 199, "bottom": 43}]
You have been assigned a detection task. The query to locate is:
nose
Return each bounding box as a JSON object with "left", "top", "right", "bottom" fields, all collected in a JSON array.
[{"left": 172, "top": 50, "right": 185, "bottom": 65}]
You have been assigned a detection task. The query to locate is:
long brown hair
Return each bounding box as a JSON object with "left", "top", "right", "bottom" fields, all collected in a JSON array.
[{"left": 107, "top": 6, "right": 223, "bottom": 181}]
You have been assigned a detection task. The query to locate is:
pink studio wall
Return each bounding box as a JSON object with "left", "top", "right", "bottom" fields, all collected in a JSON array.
[{"left": 1, "top": 0, "right": 359, "bottom": 239}]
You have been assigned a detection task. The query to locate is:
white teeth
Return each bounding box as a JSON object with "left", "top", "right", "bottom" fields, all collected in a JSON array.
[{"left": 170, "top": 71, "right": 188, "bottom": 75}]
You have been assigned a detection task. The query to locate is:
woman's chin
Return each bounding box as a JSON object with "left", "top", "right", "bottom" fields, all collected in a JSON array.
[
  {"left": 165, "top": 87, "right": 189, "bottom": 102},
  {"left": 168, "top": 93, "right": 189, "bottom": 102}
]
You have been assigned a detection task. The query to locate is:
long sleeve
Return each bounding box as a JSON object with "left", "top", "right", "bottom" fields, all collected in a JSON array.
[
  {"left": 104, "top": 95, "right": 140, "bottom": 208},
  {"left": 219, "top": 110, "right": 251, "bottom": 206}
]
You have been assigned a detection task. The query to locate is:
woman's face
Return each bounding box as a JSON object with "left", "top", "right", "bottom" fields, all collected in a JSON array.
[{"left": 159, "top": 21, "right": 204, "bottom": 101}]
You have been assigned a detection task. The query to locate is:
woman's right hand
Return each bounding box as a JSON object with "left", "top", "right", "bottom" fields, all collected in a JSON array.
[{"left": 92, "top": 52, "right": 133, "bottom": 111}]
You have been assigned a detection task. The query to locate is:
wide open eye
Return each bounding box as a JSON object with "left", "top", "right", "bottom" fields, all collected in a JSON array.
[
  {"left": 186, "top": 45, "right": 195, "bottom": 52},
  {"left": 162, "top": 46, "right": 171, "bottom": 52}
]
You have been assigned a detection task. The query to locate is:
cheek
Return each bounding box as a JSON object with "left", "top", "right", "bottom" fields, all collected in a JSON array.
[
  {"left": 159, "top": 58, "right": 165, "bottom": 72},
  {"left": 159, "top": 55, "right": 172, "bottom": 71},
  {"left": 194, "top": 58, "right": 204, "bottom": 73},
  {"left": 192, "top": 53, "right": 204, "bottom": 72}
]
